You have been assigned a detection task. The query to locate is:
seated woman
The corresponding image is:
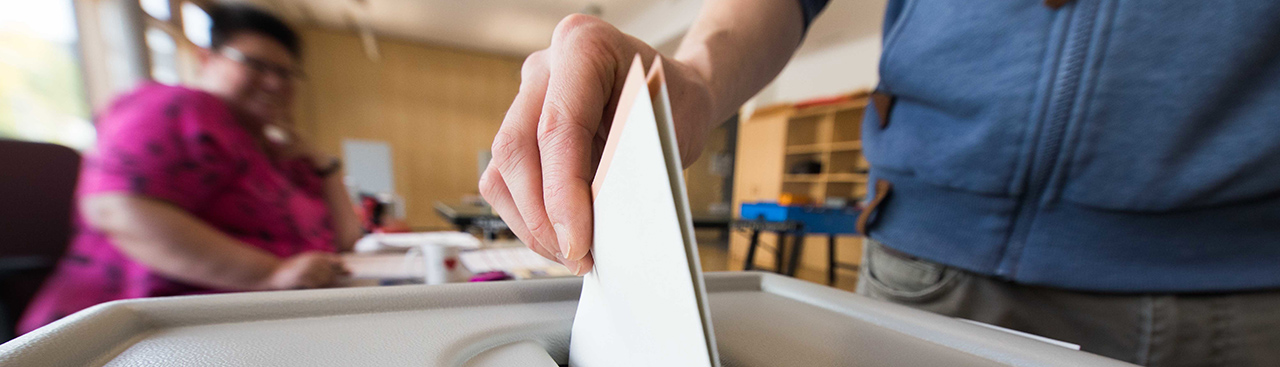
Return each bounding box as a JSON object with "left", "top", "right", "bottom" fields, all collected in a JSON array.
[{"left": 18, "top": 5, "right": 362, "bottom": 334}]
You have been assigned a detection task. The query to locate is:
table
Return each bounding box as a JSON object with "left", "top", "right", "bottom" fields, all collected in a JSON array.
[
  {"left": 734, "top": 203, "right": 862, "bottom": 286},
  {"left": 339, "top": 253, "right": 425, "bottom": 287},
  {"left": 690, "top": 213, "right": 731, "bottom": 243},
  {"left": 434, "top": 201, "right": 508, "bottom": 240},
  {"left": 436, "top": 201, "right": 732, "bottom": 245},
  {"left": 340, "top": 240, "right": 571, "bottom": 286}
]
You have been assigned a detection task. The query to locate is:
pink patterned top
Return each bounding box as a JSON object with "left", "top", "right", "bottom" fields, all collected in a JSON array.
[{"left": 18, "top": 84, "right": 337, "bottom": 334}]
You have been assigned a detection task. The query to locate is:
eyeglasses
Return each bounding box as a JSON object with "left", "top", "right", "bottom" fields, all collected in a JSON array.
[{"left": 218, "top": 47, "right": 305, "bottom": 82}]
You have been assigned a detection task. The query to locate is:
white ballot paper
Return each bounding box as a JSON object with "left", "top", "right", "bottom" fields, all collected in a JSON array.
[{"left": 568, "top": 56, "right": 719, "bottom": 367}]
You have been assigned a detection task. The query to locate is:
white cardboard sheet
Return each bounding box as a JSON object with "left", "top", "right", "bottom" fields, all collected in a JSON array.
[{"left": 568, "top": 57, "right": 719, "bottom": 367}]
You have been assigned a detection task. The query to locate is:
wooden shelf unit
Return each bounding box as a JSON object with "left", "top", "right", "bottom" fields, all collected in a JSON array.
[
  {"left": 729, "top": 91, "right": 871, "bottom": 280},
  {"left": 777, "top": 96, "right": 870, "bottom": 204}
]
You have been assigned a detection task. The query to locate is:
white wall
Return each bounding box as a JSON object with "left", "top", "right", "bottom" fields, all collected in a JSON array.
[
  {"left": 754, "top": 35, "right": 882, "bottom": 106},
  {"left": 615, "top": 0, "right": 703, "bottom": 52},
  {"left": 615, "top": 0, "right": 888, "bottom": 109},
  {"left": 751, "top": 0, "right": 888, "bottom": 107}
]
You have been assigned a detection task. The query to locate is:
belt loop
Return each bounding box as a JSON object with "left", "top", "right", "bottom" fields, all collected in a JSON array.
[
  {"left": 1044, "top": 0, "right": 1073, "bottom": 9},
  {"left": 856, "top": 179, "right": 893, "bottom": 235},
  {"left": 870, "top": 91, "right": 895, "bottom": 129}
]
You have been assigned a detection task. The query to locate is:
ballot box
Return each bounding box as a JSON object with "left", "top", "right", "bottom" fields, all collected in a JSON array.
[{"left": 0, "top": 272, "right": 1133, "bottom": 366}]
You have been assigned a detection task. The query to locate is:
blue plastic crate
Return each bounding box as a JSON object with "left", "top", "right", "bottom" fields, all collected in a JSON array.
[{"left": 739, "top": 202, "right": 861, "bottom": 235}]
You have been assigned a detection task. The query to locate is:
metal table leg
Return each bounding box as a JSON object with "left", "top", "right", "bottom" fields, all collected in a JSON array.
[
  {"left": 786, "top": 230, "right": 805, "bottom": 277},
  {"left": 773, "top": 231, "right": 786, "bottom": 275},
  {"left": 743, "top": 229, "right": 761, "bottom": 271},
  {"left": 828, "top": 235, "right": 837, "bottom": 286}
]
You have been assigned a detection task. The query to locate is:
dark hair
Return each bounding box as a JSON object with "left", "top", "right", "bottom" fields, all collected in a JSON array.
[{"left": 208, "top": 4, "right": 301, "bottom": 58}]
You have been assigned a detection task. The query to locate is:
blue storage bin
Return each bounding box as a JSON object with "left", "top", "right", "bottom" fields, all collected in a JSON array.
[{"left": 739, "top": 202, "right": 861, "bottom": 235}]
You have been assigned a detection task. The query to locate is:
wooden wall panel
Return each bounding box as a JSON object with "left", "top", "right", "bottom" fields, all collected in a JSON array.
[
  {"left": 727, "top": 110, "right": 789, "bottom": 268},
  {"left": 728, "top": 101, "right": 867, "bottom": 282},
  {"left": 293, "top": 28, "right": 522, "bottom": 229},
  {"left": 684, "top": 125, "right": 729, "bottom": 216}
]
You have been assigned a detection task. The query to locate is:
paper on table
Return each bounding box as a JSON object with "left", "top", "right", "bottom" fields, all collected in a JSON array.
[
  {"left": 352, "top": 232, "right": 481, "bottom": 253},
  {"left": 568, "top": 56, "right": 719, "bottom": 367},
  {"left": 459, "top": 247, "right": 572, "bottom": 279}
]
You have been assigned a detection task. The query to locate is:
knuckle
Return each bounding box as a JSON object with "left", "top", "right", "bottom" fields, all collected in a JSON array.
[
  {"left": 478, "top": 166, "right": 499, "bottom": 196},
  {"left": 490, "top": 129, "right": 530, "bottom": 169},
  {"left": 542, "top": 183, "right": 588, "bottom": 223},
  {"left": 542, "top": 179, "right": 576, "bottom": 204},
  {"left": 524, "top": 216, "right": 553, "bottom": 238},
  {"left": 536, "top": 105, "right": 592, "bottom": 147},
  {"left": 554, "top": 14, "right": 605, "bottom": 41},
  {"left": 521, "top": 51, "right": 547, "bottom": 80},
  {"left": 537, "top": 114, "right": 593, "bottom": 170},
  {"left": 553, "top": 15, "right": 619, "bottom": 63},
  {"left": 540, "top": 185, "right": 581, "bottom": 219}
]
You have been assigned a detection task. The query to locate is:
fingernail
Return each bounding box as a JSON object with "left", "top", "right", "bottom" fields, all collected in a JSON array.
[
  {"left": 557, "top": 255, "right": 575, "bottom": 274},
  {"left": 556, "top": 254, "right": 582, "bottom": 276},
  {"left": 553, "top": 222, "right": 574, "bottom": 258}
]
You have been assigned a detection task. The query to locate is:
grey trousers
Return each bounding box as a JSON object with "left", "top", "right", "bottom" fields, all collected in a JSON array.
[{"left": 856, "top": 239, "right": 1280, "bottom": 367}]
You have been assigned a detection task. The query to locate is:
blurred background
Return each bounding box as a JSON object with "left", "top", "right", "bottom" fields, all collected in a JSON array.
[{"left": 1, "top": 0, "right": 886, "bottom": 340}]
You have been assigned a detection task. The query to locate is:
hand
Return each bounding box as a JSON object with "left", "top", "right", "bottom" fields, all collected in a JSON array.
[
  {"left": 479, "top": 15, "right": 716, "bottom": 275},
  {"left": 261, "top": 252, "right": 349, "bottom": 290}
]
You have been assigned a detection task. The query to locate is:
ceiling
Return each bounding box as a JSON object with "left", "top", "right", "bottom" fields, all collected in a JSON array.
[
  {"left": 225, "top": 0, "right": 884, "bottom": 59},
  {"left": 227, "top": 0, "right": 690, "bottom": 57}
]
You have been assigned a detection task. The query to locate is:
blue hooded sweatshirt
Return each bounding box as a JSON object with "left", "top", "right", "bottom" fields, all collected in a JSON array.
[{"left": 797, "top": 0, "right": 1280, "bottom": 292}]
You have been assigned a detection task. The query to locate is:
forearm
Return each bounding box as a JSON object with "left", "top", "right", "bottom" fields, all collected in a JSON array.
[
  {"left": 320, "top": 172, "right": 362, "bottom": 251},
  {"left": 675, "top": 0, "right": 809, "bottom": 126},
  {"left": 82, "top": 195, "right": 281, "bottom": 291}
]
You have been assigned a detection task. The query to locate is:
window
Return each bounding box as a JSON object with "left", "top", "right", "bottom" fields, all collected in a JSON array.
[
  {"left": 145, "top": 27, "right": 180, "bottom": 84},
  {"left": 140, "top": 0, "right": 171, "bottom": 21},
  {"left": 142, "top": 1, "right": 210, "bottom": 85},
  {"left": 181, "top": 2, "right": 211, "bottom": 48},
  {"left": 0, "top": 0, "right": 95, "bottom": 150}
]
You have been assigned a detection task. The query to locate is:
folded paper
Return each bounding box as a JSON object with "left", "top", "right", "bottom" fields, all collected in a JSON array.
[{"left": 569, "top": 55, "right": 719, "bottom": 367}]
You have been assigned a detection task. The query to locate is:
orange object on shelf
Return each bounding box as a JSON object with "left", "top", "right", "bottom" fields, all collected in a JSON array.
[
  {"left": 778, "top": 193, "right": 813, "bottom": 206},
  {"left": 793, "top": 95, "right": 853, "bottom": 109}
]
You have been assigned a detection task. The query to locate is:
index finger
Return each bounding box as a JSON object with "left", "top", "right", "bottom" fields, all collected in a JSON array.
[{"left": 537, "top": 16, "right": 624, "bottom": 264}]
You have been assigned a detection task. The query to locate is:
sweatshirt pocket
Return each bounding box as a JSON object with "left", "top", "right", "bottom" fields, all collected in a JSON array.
[
  {"left": 865, "top": 2, "right": 1057, "bottom": 195},
  {"left": 1061, "top": 1, "right": 1280, "bottom": 211}
]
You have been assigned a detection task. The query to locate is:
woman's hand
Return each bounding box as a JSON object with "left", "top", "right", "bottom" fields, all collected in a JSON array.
[
  {"left": 478, "top": 14, "right": 716, "bottom": 276},
  {"left": 83, "top": 194, "right": 341, "bottom": 292},
  {"left": 261, "top": 252, "right": 349, "bottom": 290}
]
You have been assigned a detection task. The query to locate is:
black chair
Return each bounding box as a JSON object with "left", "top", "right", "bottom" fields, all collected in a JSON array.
[{"left": 0, "top": 139, "right": 80, "bottom": 341}]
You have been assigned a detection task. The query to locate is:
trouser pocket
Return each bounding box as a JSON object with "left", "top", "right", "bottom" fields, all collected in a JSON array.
[{"left": 858, "top": 238, "right": 959, "bottom": 302}]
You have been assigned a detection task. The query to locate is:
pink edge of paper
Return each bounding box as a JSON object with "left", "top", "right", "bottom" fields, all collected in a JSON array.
[
  {"left": 591, "top": 54, "right": 649, "bottom": 198},
  {"left": 646, "top": 56, "right": 665, "bottom": 107}
]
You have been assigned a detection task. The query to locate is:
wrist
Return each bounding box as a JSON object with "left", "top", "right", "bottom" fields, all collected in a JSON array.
[
  {"left": 251, "top": 258, "right": 286, "bottom": 291},
  {"left": 673, "top": 43, "right": 723, "bottom": 125},
  {"left": 662, "top": 57, "right": 718, "bottom": 165}
]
